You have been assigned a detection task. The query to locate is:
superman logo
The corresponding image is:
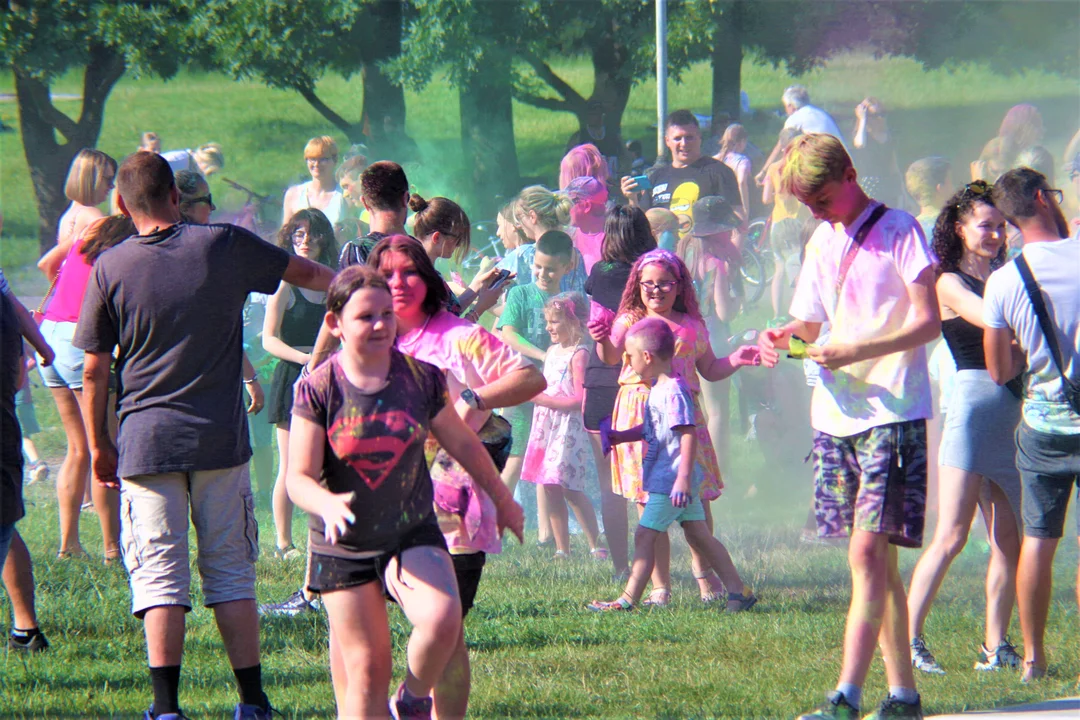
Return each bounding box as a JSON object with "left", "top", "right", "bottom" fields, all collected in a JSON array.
[{"left": 328, "top": 410, "right": 424, "bottom": 490}]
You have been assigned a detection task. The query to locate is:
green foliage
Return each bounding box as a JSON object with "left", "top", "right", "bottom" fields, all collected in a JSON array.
[
  {"left": 185, "top": 0, "right": 369, "bottom": 92},
  {"left": 390, "top": 0, "right": 519, "bottom": 90},
  {"left": 0, "top": 0, "right": 191, "bottom": 81}
]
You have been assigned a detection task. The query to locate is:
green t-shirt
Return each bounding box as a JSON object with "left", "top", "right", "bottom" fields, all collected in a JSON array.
[{"left": 496, "top": 283, "right": 553, "bottom": 362}]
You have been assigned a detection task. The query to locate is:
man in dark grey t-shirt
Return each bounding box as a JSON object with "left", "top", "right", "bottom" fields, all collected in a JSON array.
[{"left": 75, "top": 152, "right": 334, "bottom": 720}]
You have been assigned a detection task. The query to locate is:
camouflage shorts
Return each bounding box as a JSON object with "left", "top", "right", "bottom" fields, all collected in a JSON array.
[{"left": 812, "top": 420, "right": 928, "bottom": 548}]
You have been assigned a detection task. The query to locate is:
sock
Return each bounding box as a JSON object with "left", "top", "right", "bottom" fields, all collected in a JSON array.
[
  {"left": 835, "top": 683, "right": 862, "bottom": 710},
  {"left": 402, "top": 681, "right": 430, "bottom": 702},
  {"left": 233, "top": 664, "right": 268, "bottom": 709},
  {"left": 10, "top": 627, "right": 41, "bottom": 641},
  {"left": 149, "top": 665, "right": 182, "bottom": 716},
  {"left": 889, "top": 686, "right": 919, "bottom": 705}
]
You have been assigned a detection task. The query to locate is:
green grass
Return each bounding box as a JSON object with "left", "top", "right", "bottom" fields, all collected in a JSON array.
[
  {"left": 3, "top": 373, "right": 1078, "bottom": 717},
  {"left": 1, "top": 50, "right": 1078, "bottom": 717}
]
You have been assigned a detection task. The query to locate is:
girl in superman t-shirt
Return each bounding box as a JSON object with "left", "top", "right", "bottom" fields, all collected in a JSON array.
[{"left": 287, "top": 264, "right": 524, "bottom": 718}]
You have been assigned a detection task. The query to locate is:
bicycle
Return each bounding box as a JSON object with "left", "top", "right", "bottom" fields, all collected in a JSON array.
[
  {"left": 221, "top": 178, "right": 281, "bottom": 241},
  {"left": 738, "top": 216, "right": 773, "bottom": 306}
]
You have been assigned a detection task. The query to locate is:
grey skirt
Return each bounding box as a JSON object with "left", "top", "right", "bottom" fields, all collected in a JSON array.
[{"left": 939, "top": 369, "right": 1022, "bottom": 514}]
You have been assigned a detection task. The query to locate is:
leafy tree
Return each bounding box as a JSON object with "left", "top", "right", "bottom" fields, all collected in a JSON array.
[
  {"left": 695, "top": 0, "right": 1079, "bottom": 127},
  {"left": 391, "top": 0, "right": 523, "bottom": 214},
  {"left": 189, "top": 0, "right": 407, "bottom": 148},
  {"left": 0, "top": 0, "right": 189, "bottom": 250}
]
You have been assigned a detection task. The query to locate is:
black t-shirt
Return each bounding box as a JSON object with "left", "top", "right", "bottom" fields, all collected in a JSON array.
[
  {"left": 647, "top": 156, "right": 740, "bottom": 211},
  {"left": 0, "top": 292, "right": 24, "bottom": 526},
  {"left": 74, "top": 223, "right": 292, "bottom": 477},
  {"left": 293, "top": 350, "right": 448, "bottom": 556},
  {"left": 584, "top": 261, "right": 632, "bottom": 388}
]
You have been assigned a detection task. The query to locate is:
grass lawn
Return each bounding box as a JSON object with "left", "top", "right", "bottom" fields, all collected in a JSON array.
[
  {"left": 2, "top": 373, "right": 1077, "bottom": 718},
  {"left": 0, "top": 50, "right": 1077, "bottom": 718}
]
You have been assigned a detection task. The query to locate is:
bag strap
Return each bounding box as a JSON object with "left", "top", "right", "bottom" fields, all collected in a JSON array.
[
  {"left": 835, "top": 203, "right": 888, "bottom": 298},
  {"left": 33, "top": 271, "right": 62, "bottom": 319},
  {"left": 1014, "top": 253, "right": 1079, "bottom": 393}
]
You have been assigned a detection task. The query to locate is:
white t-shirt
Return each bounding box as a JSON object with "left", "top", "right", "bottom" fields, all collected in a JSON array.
[
  {"left": 983, "top": 236, "right": 1080, "bottom": 435},
  {"left": 789, "top": 202, "right": 935, "bottom": 437},
  {"left": 784, "top": 105, "right": 845, "bottom": 146},
  {"left": 161, "top": 149, "right": 195, "bottom": 175}
]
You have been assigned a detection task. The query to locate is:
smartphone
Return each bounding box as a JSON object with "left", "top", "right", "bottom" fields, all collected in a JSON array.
[
  {"left": 487, "top": 269, "right": 513, "bottom": 292},
  {"left": 631, "top": 174, "right": 652, "bottom": 191}
]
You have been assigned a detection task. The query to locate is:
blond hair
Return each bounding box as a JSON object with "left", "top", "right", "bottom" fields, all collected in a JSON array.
[
  {"left": 304, "top": 135, "right": 338, "bottom": 161},
  {"left": 515, "top": 185, "right": 572, "bottom": 231},
  {"left": 64, "top": 148, "right": 118, "bottom": 205},
  {"left": 192, "top": 143, "right": 225, "bottom": 175},
  {"left": 781, "top": 133, "right": 852, "bottom": 199}
]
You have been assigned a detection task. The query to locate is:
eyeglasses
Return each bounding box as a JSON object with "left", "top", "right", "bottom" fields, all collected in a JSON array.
[
  {"left": 1041, "top": 188, "right": 1064, "bottom": 205},
  {"left": 291, "top": 229, "right": 322, "bottom": 245},
  {"left": 639, "top": 280, "right": 676, "bottom": 294},
  {"left": 188, "top": 194, "right": 214, "bottom": 209}
]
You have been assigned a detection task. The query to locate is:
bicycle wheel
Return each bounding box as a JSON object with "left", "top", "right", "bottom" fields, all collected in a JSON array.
[{"left": 739, "top": 247, "right": 766, "bottom": 306}]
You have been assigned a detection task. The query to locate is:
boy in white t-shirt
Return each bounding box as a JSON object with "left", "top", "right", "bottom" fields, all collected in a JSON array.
[
  {"left": 983, "top": 168, "right": 1079, "bottom": 683},
  {"left": 758, "top": 134, "right": 941, "bottom": 720}
]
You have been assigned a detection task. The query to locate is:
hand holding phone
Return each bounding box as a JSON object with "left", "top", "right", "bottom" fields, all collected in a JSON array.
[{"left": 487, "top": 269, "right": 513, "bottom": 292}]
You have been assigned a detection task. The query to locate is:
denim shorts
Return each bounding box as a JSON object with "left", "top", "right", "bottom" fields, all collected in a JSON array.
[
  {"left": 812, "top": 420, "right": 928, "bottom": 548},
  {"left": 37, "top": 319, "right": 84, "bottom": 389},
  {"left": 1016, "top": 422, "right": 1080, "bottom": 539},
  {"left": 638, "top": 491, "right": 707, "bottom": 532}
]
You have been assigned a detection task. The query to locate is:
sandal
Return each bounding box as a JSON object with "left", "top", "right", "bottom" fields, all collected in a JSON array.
[
  {"left": 553, "top": 550, "right": 570, "bottom": 561},
  {"left": 56, "top": 547, "right": 88, "bottom": 560},
  {"left": 590, "top": 547, "right": 610, "bottom": 561},
  {"left": 641, "top": 587, "right": 671, "bottom": 607},
  {"left": 587, "top": 592, "right": 634, "bottom": 612},
  {"left": 274, "top": 545, "right": 302, "bottom": 561},
  {"left": 694, "top": 570, "right": 724, "bottom": 603}
]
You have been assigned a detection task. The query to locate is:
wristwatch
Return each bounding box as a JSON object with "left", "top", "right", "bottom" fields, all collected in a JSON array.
[{"left": 460, "top": 388, "right": 485, "bottom": 411}]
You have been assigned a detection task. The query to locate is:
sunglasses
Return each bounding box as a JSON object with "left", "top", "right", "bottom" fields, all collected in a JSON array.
[
  {"left": 965, "top": 180, "right": 992, "bottom": 196},
  {"left": 639, "top": 280, "right": 676, "bottom": 294},
  {"left": 187, "top": 194, "right": 214, "bottom": 209}
]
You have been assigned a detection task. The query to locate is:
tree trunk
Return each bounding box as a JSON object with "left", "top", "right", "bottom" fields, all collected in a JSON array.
[
  {"left": 459, "top": 55, "right": 520, "bottom": 218},
  {"left": 15, "top": 45, "right": 126, "bottom": 254},
  {"left": 711, "top": 2, "right": 744, "bottom": 125},
  {"left": 360, "top": 0, "right": 406, "bottom": 148},
  {"left": 585, "top": 28, "right": 634, "bottom": 177}
]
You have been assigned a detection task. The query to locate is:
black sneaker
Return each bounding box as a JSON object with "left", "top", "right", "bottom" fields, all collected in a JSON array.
[
  {"left": 258, "top": 589, "right": 320, "bottom": 617},
  {"left": 863, "top": 694, "right": 923, "bottom": 719},
  {"left": 8, "top": 629, "right": 49, "bottom": 653},
  {"left": 796, "top": 690, "right": 860, "bottom": 719}
]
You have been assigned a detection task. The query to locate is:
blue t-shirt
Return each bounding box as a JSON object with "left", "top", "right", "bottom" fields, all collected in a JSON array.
[
  {"left": 497, "top": 243, "right": 587, "bottom": 295},
  {"left": 642, "top": 375, "right": 702, "bottom": 495}
]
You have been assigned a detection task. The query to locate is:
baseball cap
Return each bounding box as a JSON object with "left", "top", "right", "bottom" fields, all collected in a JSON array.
[{"left": 690, "top": 196, "right": 739, "bottom": 236}]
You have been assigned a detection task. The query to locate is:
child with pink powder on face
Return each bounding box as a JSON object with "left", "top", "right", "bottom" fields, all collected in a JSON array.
[
  {"left": 565, "top": 176, "right": 609, "bottom": 274},
  {"left": 591, "top": 249, "right": 760, "bottom": 605}
]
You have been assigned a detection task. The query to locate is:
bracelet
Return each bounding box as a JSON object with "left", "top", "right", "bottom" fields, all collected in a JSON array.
[{"left": 243, "top": 376, "right": 257, "bottom": 385}]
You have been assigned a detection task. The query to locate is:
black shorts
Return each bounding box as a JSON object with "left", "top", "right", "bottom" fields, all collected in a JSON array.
[
  {"left": 583, "top": 385, "right": 619, "bottom": 432},
  {"left": 451, "top": 552, "right": 487, "bottom": 618},
  {"left": 307, "top": 521, "right": 448, "bottom": 596}
]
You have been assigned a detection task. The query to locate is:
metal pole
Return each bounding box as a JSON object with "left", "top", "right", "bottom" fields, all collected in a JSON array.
[{"left": 656, "top": 0, "right": 667, "bottom": 158}]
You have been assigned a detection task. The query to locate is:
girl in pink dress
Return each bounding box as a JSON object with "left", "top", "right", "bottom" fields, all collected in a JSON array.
[{"left": 522, "top": 293, "right": 604, "bottom": 559}]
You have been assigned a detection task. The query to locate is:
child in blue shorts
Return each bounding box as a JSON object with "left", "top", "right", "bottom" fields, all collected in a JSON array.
[{"left": 588, "top": 317, "right": 756, "bottom": 613}]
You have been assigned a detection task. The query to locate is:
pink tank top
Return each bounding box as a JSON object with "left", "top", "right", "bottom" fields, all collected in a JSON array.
[{"left": 43, "top": 238, "right": 94, "bottom": 323}]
